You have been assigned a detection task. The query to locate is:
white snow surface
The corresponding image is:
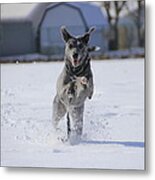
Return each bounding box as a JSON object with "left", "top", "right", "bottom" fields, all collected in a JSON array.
[{"left": 1, "top": 59, "right": 145, "bottom": 170}]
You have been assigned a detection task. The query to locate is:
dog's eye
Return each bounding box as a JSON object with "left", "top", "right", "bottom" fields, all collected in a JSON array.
[
  {"left": 69, "top": 44, "right": 74, "bottom": 49},
  {"left": 79, "top": 43, "right": 83, "bottom": 49}
]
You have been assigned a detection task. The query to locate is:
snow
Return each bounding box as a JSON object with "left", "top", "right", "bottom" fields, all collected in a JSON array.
[{"left": 1, "top": 59, "right": 145, "bottom": 170}]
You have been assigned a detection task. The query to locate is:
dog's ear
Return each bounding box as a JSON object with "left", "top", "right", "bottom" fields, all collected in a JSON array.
[
  {"left": 60, "top": 26, "right": 73, "bottom": 42},
  {"left": 80, "top": 27, "right": 96, "bottom": 44}
]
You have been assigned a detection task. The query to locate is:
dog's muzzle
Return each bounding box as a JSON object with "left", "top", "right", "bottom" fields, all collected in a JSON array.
[{"left": 72, "top": 53, "right": 80, "bottom": 67}]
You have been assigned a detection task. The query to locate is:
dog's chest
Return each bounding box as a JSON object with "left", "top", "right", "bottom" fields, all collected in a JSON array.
[{"left": 62, "top": 77, "right": 89, "bottom": 106}]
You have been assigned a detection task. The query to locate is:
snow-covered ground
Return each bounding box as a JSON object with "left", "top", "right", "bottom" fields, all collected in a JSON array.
[{"left": 1, "top": 59, "right": 145, "bottom": 170}]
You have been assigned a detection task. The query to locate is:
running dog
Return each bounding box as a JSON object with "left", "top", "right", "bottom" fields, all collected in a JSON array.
[{"left": 52, "top": 26, "right": 99, "bottom": 144}]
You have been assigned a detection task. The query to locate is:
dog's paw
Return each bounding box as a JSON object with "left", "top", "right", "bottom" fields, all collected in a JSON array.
[
  {"left": 88, "top": 96, "right": 92, "bottom": 99},
  {"left": 68, "top": 131, "right": 81, "bottom": 145},
  {"left": 88, "top": 91, "right": 93, "bottom": 99},
  {"left": 80, "top": 76, "right": 88, "bottom": 85}
]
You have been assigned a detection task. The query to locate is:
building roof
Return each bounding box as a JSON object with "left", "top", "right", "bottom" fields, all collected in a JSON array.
[
  {"left": 68, "top": 2, "right": 108, "bottom": 26},
  {"left": 28, "top": 3, "right": 53, "bottom": 29},
  {"left": 1, "top": 2, "right": 108, "bottom": 28},
  {"left": 44, "top": 2, "right": 108, "bottom": 27}
]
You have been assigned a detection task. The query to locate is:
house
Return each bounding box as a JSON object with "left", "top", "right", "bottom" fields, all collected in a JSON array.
[
  {"left": 0, "top": 2, "right": 109, "bottom": 57},
  {"left": 35, "top": 2, "right": 109, "bottom": 56},
  {"left": 0, "top": 3, "right": 36, "bottom": 56}
]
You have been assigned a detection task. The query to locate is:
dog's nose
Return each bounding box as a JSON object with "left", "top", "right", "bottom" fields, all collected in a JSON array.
[{"left": 73, "top": 53, "right": 78, "bottom": 59}]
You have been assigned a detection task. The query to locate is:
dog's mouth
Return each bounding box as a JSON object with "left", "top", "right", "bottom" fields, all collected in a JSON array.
[
  {"left": 72, "top": 58, "right": 81, "bottom": 67},
  {"left": 73, "top": 59, "right": 79, "bottom": 66}
]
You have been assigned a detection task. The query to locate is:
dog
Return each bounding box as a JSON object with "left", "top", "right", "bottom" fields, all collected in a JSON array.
[{"left": 52, "top": 26, "right": 99, "bottom": 144}]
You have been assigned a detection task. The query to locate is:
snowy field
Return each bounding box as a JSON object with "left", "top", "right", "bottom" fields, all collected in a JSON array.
[{"left": 1, "top": 59, "right": 145, "bottom": 170}]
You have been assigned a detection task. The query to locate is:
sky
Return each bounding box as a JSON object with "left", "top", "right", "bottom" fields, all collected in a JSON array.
[{"left": 1, "top": 3, "right": 38, "bottom": 19}]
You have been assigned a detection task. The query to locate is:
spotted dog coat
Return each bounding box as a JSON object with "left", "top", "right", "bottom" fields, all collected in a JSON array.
[{"left": 52, "top": 26, "right": 98, "bottom": 144}]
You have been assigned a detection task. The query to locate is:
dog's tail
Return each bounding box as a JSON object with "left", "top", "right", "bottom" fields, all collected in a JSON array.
[{"left": 67, "top": 112, "right": 71, "bottom": 139}]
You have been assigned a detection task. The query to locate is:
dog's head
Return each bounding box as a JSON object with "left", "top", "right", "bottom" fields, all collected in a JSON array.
[{"left": 60, "top": 26, "right": 99, "bottom": 67}]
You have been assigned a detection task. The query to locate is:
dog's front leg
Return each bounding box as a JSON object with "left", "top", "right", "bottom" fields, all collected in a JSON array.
[
  {"left": 88, "top": 77, "right": 94, "bottom": 99},
  {"left": 68, "top": 104, "right": 84, "bottom": 145}
]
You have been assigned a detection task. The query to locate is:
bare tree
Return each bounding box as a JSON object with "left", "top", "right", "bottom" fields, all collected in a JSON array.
[
  {"left": 102, "top": 1, "right": 127, "bottom": 50},
  {"left": 125, "top": 0, "right": 144, "bottom": 47},
  {"left": 134, "top": 0, "right": 145, "bottom": 47}
]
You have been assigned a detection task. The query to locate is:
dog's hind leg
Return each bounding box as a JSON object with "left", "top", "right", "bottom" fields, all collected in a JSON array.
[
  {"left": 52, "top": 95, "right": 66, "bottom": 130},
  {"left": 67, "top": 112, "right": 71, "bottom": 139}
]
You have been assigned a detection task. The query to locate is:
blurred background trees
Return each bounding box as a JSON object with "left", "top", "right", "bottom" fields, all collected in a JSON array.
[
  {"left": 102, "top": 1, "right": 126, "bottom": 50},
  {"left": 101, "top": 0, "right": 145, "bottom": 50}
]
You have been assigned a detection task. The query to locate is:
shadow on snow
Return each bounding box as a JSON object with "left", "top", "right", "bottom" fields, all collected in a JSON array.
[{"left": 82, "top": 140, "right": 144, "bottom": 148}]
